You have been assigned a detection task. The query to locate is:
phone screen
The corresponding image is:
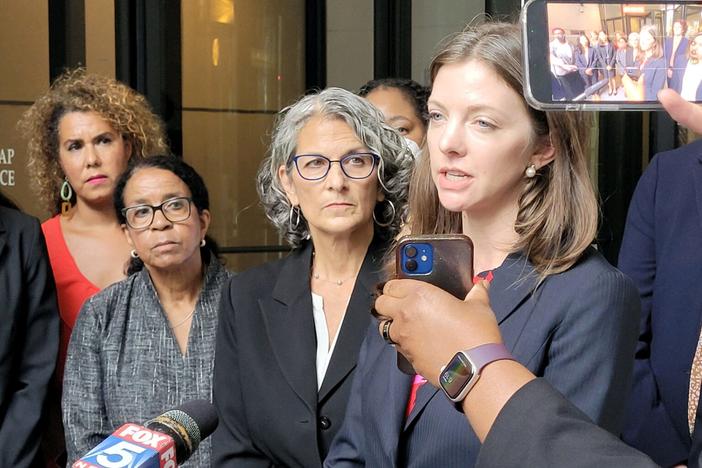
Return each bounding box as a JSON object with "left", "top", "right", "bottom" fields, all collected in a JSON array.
[{"left": 523, "top": 0, "right": 702, "bottom": 110}]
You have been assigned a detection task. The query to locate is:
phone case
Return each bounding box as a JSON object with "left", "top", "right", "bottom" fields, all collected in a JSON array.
[
  {"left": 394, "top": 234, "right": 474, "bottom": 374},
  {"left": 395, "top": 234, "right": 474, "bottom": 299}
]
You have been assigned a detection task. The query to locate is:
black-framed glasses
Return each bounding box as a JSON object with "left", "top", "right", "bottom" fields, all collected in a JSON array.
[
  {"left": 122, "top": 196, "right": 193, "bottom": 230},
  {"left": 292, "top": 153, "right": 380, "bottom": 180}
]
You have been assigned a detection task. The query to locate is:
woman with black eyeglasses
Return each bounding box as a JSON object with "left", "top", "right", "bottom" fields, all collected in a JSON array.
[
  {"left": 62, "top": 156, "right": 231, "bottom": 467},
  {"left": 211, "top": 87, "right": 413, "bottom": 467}
]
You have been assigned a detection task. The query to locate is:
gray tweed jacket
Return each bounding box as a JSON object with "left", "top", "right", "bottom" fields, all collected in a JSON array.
[{"left": 62, "top": 260, "right": 230, "bottom": 467}]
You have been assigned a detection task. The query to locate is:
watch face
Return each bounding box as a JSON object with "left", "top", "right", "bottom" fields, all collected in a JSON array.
[{"left": 440, "top": 353, "right": 476, "bottom": 399}]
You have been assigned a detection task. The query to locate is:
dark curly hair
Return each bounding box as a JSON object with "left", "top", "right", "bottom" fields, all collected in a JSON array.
[
  {"left": 114, "top": 155, "right": 220, "bottom": 275},
  {"left": 358, "top": 77, "right": 430, "bottom": 127}
]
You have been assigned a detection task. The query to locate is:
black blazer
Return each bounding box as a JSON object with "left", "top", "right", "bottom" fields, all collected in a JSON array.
[
  {"left": 476, "top": 379, "right": 658, "bottom": 468},
  {"left": 0, "top": 206, "right": 59, "bottom": 467},
  {"left": 326, "top": 248, "right": 640, "bottom": 467},
  {"left": 212, "top": 240, "right": 385, "bottom": 468}
]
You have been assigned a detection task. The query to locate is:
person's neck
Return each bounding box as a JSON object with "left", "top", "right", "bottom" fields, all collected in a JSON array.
[
  {"left": 148, "top": 254, "right": 204, "bottom": 304},
  {"left": 309, "top": 225, "right": 373, "bottom": 283},
  {"left": 66, "top": 199, "right": 120, "bottom": 227},
  {"left": 462, "top": 204, "right": 519, "bottom": 275}
]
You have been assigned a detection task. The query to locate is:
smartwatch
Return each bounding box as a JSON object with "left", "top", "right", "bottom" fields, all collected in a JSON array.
[{"left": 439, "top": 343, "right": 514, "bottom": 403}]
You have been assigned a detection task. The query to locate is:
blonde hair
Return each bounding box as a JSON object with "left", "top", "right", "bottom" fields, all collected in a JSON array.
[
  {"left": 18, "top": 68, "right": 169, "bottom": 214},
  {"left": 408, "top": 22, "right": 598, "bottom": 278}
]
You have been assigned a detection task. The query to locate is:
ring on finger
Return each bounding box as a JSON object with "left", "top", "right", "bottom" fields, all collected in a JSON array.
[{"left": 381, "top": 319, "right": 396, "bottom": 345}]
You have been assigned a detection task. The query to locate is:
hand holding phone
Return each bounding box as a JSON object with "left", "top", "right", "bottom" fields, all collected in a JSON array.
[{"left": 392, "top": 234, "right": 474, "bottom": 374}]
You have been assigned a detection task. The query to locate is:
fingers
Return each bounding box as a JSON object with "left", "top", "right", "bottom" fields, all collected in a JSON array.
[{"left": 658, "top": 89, "right": 702, "bottom": 133}]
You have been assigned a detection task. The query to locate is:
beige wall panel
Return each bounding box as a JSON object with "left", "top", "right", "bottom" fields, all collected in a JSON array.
[
  {"left": 326, "top": 0, "right": 373, "bottom": 91},
  {"left": 547, "top": 4, "right": 603, "bottom": 37},
  {"left": 85, "top": 0, "right": 116, "bottom": 77},
  {"left": 181, "top": 0, "right": 305, "bottom": 111},
  {"left": 182, "top": 110, "right": 282, "bottom": 271},
  {"left": 411, "top": 0, "right": 484, "bottom": 84},
  {"left": 0, "top": 105, "right": 47, "bottom": 219},
  {"left": 0, "top": 0, "right": 49, "bottom": 100}
]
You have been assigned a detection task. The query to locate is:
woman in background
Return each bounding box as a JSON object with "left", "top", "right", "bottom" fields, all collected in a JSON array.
[
  {"left": 359, "top": 77, "right": 429, "bottom": 150},
  {"left": 18, "top": 69, "right": 168, "bottom": 466},
  {"left": 597, "top": 30, "right": 617, "bottom": 95},
  {"left": 665, "top": 19, "right": 689, "bottom": 93},
  {"left": 575, "top": 33, "right": 598, "bottom": 89},
  {"left": 622, "top": 26, "right": 667, "bottom": 101},
  {"left": 212, "top": 87, "right": 412, "bottom": 467},
  {"left": 63, "top": 156, "right": 229, "bottom": 467}
]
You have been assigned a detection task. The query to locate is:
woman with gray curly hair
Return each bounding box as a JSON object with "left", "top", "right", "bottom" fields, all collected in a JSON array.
[
  {"left": 212, "top": 87, "right": 413, "bottom": 467},
  {"left": 17, "top": 68, "right": 168, "bottom": 467}
]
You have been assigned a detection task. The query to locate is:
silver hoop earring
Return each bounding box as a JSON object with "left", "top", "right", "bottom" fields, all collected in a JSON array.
[
  {"left": 373, "top": 199, "right": 396, "bottom": 228},
  {"left": 130, "top": 250, "right": 139, "bottom": 259},
  {"left": 200, "top": 238, "right": 206, "bottom": 247},
  {"left": 289, "top": 205, "right": 301, "bottom": 231},
  {"left": 525, "top": 164, "right": 537, "bottom": 178}
]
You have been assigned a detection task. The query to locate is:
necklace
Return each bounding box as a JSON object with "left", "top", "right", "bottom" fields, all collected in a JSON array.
[
  {"left": 169, "top": 309, "right": 196, "bottom": 329},
  {"left": 312, "top": 271, "right": 356, "bottom": 286}
]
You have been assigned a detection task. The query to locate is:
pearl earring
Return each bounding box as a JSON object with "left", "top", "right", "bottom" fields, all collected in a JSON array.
[{"left": 525, "top": 164, "right": 537, "bottom": 178}]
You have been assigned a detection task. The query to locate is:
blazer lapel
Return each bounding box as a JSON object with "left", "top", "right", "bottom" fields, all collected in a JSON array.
[
  {"left": 488, "top": 253, "right": 539, "bottom": 324},
  {"left": 263, "top": 243, "right": 319, "bottom": 414},
  {"left": 318, "top": 241, "right": 384, "bottom": 402},
  {"left": 384, "top": 352, "right": 413, "bottom": 457},
  {"left": 403, "top": 380, "right": 440, "bottom": 430}
]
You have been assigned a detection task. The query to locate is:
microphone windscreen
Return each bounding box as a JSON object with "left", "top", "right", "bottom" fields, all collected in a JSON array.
[{"left": 163, "top": 399, "right": 219, "bottom": 443}]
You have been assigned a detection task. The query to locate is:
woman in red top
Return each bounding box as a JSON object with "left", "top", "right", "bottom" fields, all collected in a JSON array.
[{"left": 18, "top": 68, "right": 168, "bottom": 466}]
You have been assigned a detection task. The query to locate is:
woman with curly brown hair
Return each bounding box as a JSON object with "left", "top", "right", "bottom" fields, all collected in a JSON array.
[{"left": 17, "top": 68, "right": 168, "bottom": 466}]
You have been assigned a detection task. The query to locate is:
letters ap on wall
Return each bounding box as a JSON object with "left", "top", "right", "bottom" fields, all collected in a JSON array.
[{"left": 72, "top": 423, "right": 177, "bottom": 468}]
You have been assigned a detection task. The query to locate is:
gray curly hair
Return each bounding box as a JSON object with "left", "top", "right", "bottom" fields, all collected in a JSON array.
[{"left": 257, "top": 87, "right": 414, "bottom": 248}]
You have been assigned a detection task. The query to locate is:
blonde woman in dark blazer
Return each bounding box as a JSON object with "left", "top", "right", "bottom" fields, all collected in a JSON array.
[
  {"left": 326, "top": 22, "right": 639, "bottom": 468},
  {"left": 212, "top": 88, "right": 413, "bottom": 467}
]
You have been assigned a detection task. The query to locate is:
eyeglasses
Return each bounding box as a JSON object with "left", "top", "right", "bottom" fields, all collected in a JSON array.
[
  {"left": 292, "top": 153, "right": 380, "bottom": 181},
  {"left": 122, "top": 196, "right": 193, "bottom": 230}
]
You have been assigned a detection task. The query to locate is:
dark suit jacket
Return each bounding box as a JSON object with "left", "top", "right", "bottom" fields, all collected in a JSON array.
[
  {"left": 326, "top": 248, "right": 640, "bottom": 467},
  {"left": 476, "top": 379, "right": 659, "bottom": 468},
  {"left": 665, "top": 36, "right": 689, "bottom": 93},
  {"left": 642, "top": 57, "right": 667, "bottom": 101},
  {"left": 620, "top": 140, "right": 702, "bottom": 466},
  {"left": 0, "top": 206, "right": 59, "bottom": 467},
  {"left": 212, "top": 240, "right": 385, "bottom": 468},
  {"left": 576, "top": 47, "right": 598, "bottom": 87}
]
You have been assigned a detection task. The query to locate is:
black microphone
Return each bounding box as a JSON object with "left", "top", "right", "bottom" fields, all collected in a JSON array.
[
  {"left": 144, "top": 399, "right": 219, "bottom": 464},
  {"left": 72, "top": 400, "right": 218, "bottom": 467}
]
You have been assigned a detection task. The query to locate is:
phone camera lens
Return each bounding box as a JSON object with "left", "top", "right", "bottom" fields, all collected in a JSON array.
[
  {"left": 405, "top": 259, "right": 418, "bottom": 272},
  {"left": 405, "top": 246, "right": 418, "bottom": 258}
]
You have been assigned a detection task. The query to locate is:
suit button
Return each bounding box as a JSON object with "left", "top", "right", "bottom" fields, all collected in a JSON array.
[{"left": 318, "top": 416, "right": 331, "bottom": 430}]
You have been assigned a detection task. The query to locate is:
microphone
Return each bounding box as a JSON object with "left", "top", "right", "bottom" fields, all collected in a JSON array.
[{"left": 72, "top": 400, "right": 218, "bottom": 468}]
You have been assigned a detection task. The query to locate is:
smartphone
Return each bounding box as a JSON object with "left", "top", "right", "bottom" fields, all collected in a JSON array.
[
  {"left": 393, "top": 234, "right": 474, "bottom": 374},
  {"left": 522, "top": 0, "right": 702, "bottom": 111}
]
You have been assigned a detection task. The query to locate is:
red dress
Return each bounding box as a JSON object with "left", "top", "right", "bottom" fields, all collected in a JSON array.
[
  {"left": 42, "top": 215, "right": 100, "bottom": 381},
  {"left": 41, "top": 215, "right": 100, "bottom": 467}
]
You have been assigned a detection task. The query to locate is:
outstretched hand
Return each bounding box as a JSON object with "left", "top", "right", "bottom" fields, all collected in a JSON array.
[{"left": 374, "top": 279, "right": 502, "bottom": 384}]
